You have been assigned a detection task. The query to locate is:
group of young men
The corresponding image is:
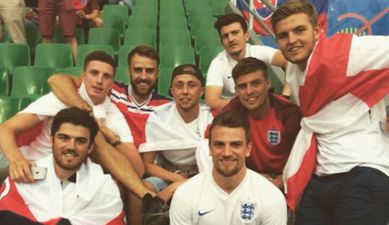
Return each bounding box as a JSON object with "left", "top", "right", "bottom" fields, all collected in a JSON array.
[{"left": 0, "top": 0, "right": 389, "bottom": 224}]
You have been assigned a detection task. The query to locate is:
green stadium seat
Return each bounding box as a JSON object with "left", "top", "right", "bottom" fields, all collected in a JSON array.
[
  {"left": 157, "top": 67, "right": 174, "bottom": 97},
  {"left": 115, "top": 66, "right": 130, "bottom": 84},
  {"left": 11, "top": 66, "right": 55, "bottom": 97},
  {"left": 88, "top": 28, "right": 121, "bottom": 54},
  {"left": 123, "top": 29, "right": 155, "bottom": 47},
  {"left": 127, "top": 15, "right": 157, "bottom": 30},
  {"left": 211, "top": 1, "right": 227, "bottom": 16},
  {"left": 159, "top": 45, "right": 195, "bottom": 68},
  {"left": 159, "top": 29, "right": 191, "bottom": 46},
  {"left": 34, "top": 43, "right": 73, "bottom": 69},
  {"left": 159, "top": 16, "right": 188, "bottom": 29},
  {"left": 0, "top": 67, "right": 10, "bottom": 96},
  {"left": 0, "top": 96, "right": 22, "bottom": 124},
  {"left": 76, "top": 44, "right": 114, "bottom": 67},
  {"left": 102, "top": 5, "right": 128, "bottom": 37},
  {"left": 190, "top": 16, "right": 216, "bottom": 33},
  {"left": 199, "top": 45, "right": 223, "bottom": 75},
  {"left": 0, "top": 43, "right": 30, "bottom": 74},
  {"left": 118, "top": 45, "right": 137, "bottom": 67},
  {"left": 194, "top": 31, "right": 221, "bottom": 55},
  {"left": 131, "top": 5, "right": 157, "bottom": 14}
]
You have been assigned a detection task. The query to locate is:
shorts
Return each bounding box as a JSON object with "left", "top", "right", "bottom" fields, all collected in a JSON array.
[
  {"left": 38, "top": 0, "right": 76, "bottom": 37},
  {"left": 144, "top": 177, "right": 170, "bottom": 192}
]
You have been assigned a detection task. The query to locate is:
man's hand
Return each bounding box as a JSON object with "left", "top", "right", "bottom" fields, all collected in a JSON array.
[
  {"left": 78, "top": 100, "right": 92, "bottom": 113},
  {"left": 9, "top": 156, "right": 36, "bottom": 183},
  {"left": 158, "top": 180, "right": 186, "bottom": 203}
]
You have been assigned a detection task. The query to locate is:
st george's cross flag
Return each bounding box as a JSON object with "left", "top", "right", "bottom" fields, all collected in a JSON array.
[{"left": 283, "top": 33, "right": 389, "bottom": 212}]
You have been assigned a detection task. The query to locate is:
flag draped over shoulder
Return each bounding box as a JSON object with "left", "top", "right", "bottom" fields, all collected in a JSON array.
[
  {"left": 283, "top": 34, "right": 389, "bottom": 212},
  {"left": 0, "top": 156, "right": 125, "bottom": 225},
  {"left": 139, "top": 102, "right": 214, "bottom": 172}
]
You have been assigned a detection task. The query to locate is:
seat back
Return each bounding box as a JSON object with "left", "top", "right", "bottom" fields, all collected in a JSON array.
[
  {"left": 0, "top": 96, "right": 22, "bottom": 124},
  {"left": 34, "top": 43, "right": 73, "bottom": 69},
  {"left": 0, "top": 43, "right": 31, "bottom": 74},
  {"left": 0, "top": 67, "right": 10, "bottom": 96},
  {"left": 11, "top": 66, "right": 55, "bottom": 97},
  {"left": 159, "top": 45, "right": 195, "bottom": 68},
  {"left": 88, "top": 28, "right": 121, "bottom": 53}
]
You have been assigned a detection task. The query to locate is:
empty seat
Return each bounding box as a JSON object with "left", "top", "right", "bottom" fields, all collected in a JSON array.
[
  {"left": 193, "top": 30, "right": 221, "bottom": 55},
  {"left": 11, "top": 66, "right": 55, "bottom": 97},
  {"left": 127, "top": 15, "right": 157, "bottom": 30},
  {"left": 0, "top": 67, "right": 10, "bottom": 96},
  {"left": 102, "top": 4, "right": 128, "bottom": 37},
  {"left": 159, "top": 16, "right": 188, "bottom": 29},
  {"left": 118, "top": 45, "right": 137, "bottom": 67},
  {"left": 159, "top": 45, "right": 195, "bottom": 68},
  {"left": 199, "top": 45, "right": 223, "bottom": 74},
  {"left": 157, "top": 67, "right": 174, "bottom": 97},
  {"left": 159, "top": 28, "right": 191, "bottom": 46},
  {"left": 115, "top": 66, "right": 130, "bottom": 84},
  {"left": 123, "top": 29, "right": 155, "bottom": 47},
  {"left": 88, "top": 28, "right": 121, "bottom": 54},
  {"left": 0, "top": 96, "right": 22, "bottom": 124},
  {"left": 34, "top": 43, "right": 73, "bottom": 69},
  {"left": 0, "top": 43, "right": 30, "bottom": 74}
]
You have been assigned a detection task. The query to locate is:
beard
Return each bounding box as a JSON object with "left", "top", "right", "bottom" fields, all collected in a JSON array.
[{"left": 131, "top": 77, "right": 155, "bottom": 97}]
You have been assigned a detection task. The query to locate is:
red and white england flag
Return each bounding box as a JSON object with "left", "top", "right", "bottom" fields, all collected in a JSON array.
[{"left": 283, "top": 33, "right": 389, "bottom": 212}]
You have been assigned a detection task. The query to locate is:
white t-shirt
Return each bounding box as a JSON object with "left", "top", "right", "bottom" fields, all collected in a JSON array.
[
  {"left": 206, "top": 44, "right": 277, "bottom": 98},
  {"left": 19, "top": 83, "right": 133, "bottom": 160},
  {"left": 170, "top": 170, "right": 287, "bottom": 225}
]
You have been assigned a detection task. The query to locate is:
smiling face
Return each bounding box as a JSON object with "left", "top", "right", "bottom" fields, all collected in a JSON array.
[
  {"left": 274, "top": 13, "right": 320, "bottom": 69},
  {"left": 210, "top": 125, "right": 251, "bottom": 177},
  {"left": 129, "top": 53, "right": 158, "bottom": 102},
  {"left": 52, "top": 123, "right": 92, "bottom": 174},
  {"left": 170, "top": 74, "right": 204, "bottom": 113},
  {"left": 82, "top": 60, "right": 114, "bottom": 105},
  {"left": 219, "top": 22, "right": 249, "bottom": 60},
  {"left": 235, "top": 69, "right": 270, "bottom": 114}
]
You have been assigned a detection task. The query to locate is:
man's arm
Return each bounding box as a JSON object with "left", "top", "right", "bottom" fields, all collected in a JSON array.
[
  {"left": 205, "top": 86, "right": 231, "bottom": 111},
  {"left": 116, "top": 143, "right": 144, "bottom": 177},
  {"left": 47, "top": 74, "right": 92, "bottom": 112},
  {"left": 97, "top": 119, "right": 145, "bottom": 177},
  {"left": 0, "top": 114, "right": 42, "bottom": 183},
  {"left": 92, "top": 133, "right": 152, "bottom": 198}
]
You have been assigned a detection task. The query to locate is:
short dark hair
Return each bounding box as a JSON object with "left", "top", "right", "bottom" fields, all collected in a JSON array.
[
  {"left": 51, "top": 107, "right": 99, "bottom": 146},
  {"left": 84, "top": 50, "right": 116, "bottom": 76},
  {"left": 209, "top": 110, "right": 250, "bottom": 145},
  {"left": 127, "top": 45, "right": 159, "bottom": 67},
  {"left": 232, "top": 57, "right": 268, "bottom": 82},
  {"left": 214, "top": 14, "right": 248, "bottom": 37},
  {"left": 271, "top": 0, "right": 318, "bottom": 31}
]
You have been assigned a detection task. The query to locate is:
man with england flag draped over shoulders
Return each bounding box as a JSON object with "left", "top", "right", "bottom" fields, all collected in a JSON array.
[
  {"left": 0, "top": 108, "right": 125, "bottom": 225},
  {"left": 272, "top": 0, "right": 389, "bottom": 224}
]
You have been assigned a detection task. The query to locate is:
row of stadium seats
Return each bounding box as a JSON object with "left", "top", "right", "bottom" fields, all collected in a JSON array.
[{"left": 0, "top": 42, "right": 222, "bottom": 77}]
